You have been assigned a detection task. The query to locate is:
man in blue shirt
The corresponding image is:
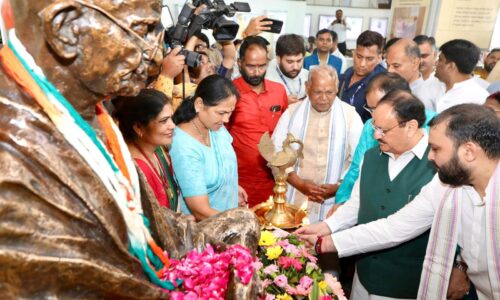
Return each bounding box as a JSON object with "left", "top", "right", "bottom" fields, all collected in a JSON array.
[
  {"left": 335, "top": 72, "right": 437, "bottom": 205},
  {"left": 338, "top": 30, "right": 386, "bottom": 122},
  {"left": 303, "top": 29, "right": 342, "bottom": 76}
]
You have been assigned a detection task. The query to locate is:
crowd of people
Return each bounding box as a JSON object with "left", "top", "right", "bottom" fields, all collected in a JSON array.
[
  {"left": 1, "top": 0, "right": 500, "bottom": 299},
  {"left": 124, "top": 10, "right": 499, "bottom": 300}
]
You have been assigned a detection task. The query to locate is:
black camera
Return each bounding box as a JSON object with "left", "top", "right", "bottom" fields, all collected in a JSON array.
[{"left": 165, "top": 0, "right": 250, "bottom": 68}]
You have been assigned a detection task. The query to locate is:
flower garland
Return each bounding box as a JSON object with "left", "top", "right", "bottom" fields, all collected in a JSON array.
[{"left": 257, "top": 229, "right": 346, "bottom": 300}]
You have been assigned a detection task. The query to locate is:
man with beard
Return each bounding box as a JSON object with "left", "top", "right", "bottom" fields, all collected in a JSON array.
[
  {"left": 296, "top": 104, "right": 500, "bottom": 299},
  {"left": 228, "top": 36, "right": 288, "bottom": 207},
  {"left": 476, "top": 48, "right": 500, "bottom": 79},
  {"left": 0, "top": 0, "right": 259, "bottom": 298},
  {"left": 303, "top": 29, "right": 342, "bottom": 76},
  {"left": 296, "top": 90, "right": 436, "bottom": 299},
  {"left": 266, "top": 34, "right": 309, "bottom": 104}
]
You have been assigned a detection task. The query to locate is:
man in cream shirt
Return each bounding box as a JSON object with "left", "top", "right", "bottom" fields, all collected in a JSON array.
[{"left": 272, "top": 65, "right": 362, "bottom": 223}]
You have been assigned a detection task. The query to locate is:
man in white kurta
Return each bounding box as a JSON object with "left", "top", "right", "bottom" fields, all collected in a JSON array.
[
  {"left": 296, "top": 104, "right": 500, "bottom": 299},
  {"left": 272, "top": 65, "right": 362, "bottom": 223}
]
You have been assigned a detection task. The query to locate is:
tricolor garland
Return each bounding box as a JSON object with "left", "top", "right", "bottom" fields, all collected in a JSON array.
[{"left": 0, "top": 29, "right": 175, "bottom": 290}]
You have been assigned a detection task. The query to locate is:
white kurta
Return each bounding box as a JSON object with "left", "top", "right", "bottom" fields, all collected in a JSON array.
[
  {"left": 330, "top": 163, "right": 500, "bottom": 300},
  {"left": 412, "top": 75, "right": 445, "bottom": 111}
]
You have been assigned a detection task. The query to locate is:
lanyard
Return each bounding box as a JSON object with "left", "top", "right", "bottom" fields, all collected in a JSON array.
[
  {"left": 339, "top": 77, "right": 364, "bottom": 105},
  {"left": 276, "top": 66, "right": 302, "bottom": 96}
]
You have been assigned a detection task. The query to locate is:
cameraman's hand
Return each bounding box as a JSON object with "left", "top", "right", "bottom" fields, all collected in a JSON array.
[
  {"left": 242, "top": 16, "right": 272, "bottom": 37},
  {"left": 161, "top": 48, "right": 185, "bottom": 79}
]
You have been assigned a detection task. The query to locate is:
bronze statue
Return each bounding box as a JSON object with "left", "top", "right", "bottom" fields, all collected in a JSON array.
[{"left": 0, "top": 0, "right": 258, "bottom": 298}]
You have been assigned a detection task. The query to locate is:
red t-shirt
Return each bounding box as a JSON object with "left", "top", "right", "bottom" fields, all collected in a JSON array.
[{"left": 228, "top": 77, "right": 288, "bottom": 207}]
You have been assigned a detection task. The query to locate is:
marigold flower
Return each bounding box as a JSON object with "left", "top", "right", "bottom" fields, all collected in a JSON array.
[
  {"left": 265, "top": 245, "right": 283, "bottom": 260},
  {"left": 259, "top": 230, "right": 277, "bottom": 246},
  {"left": 276, "top": 293, "right": 293, "bottom": 300},
  {"left": 318, "top": 280, "right": 328, "bottom": 291}
]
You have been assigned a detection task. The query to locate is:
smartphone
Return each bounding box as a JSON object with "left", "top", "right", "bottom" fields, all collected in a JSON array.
[{"left": 262, "top": 18, "right": 283, "bottom": 34}]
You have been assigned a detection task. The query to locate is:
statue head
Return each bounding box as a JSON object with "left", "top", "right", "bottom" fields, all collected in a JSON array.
[{"left": 10, "top": 0, "right": 163, "bottom": 107}]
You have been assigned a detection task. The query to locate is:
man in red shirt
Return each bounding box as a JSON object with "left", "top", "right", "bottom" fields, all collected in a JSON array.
[{"left": 228, "top": 36, "right": 289, "bottom": 207}]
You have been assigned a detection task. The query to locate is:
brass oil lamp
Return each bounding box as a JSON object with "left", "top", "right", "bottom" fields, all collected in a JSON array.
[{"left": 252, "top": 132, "right": 309, "bottom": 230}]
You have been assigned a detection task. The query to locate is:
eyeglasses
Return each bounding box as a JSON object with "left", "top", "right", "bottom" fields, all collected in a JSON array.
[
  {"left": 363, "top": 104, "right": 375, "bottom": 114},
  {"left": 69, "top": 0, "right": 164, "bottom": 63},
  {"left": 371, "top": 121, "right": 405, "bottom": 137}
]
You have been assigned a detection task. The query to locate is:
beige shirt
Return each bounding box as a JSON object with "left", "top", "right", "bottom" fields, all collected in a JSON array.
[{"left": 272, "top": 100, "right": 363, "bottom": 214}]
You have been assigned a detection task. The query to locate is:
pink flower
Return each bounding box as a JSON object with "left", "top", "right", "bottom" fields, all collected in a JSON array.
[
  {"left": 254, "top": 260, "right": 264, "bottom": 270},
  {"left": 274, "top": 274, "right": 288, "bottom": 288},
  {"left": 324, "top": 273, "right": 346, "bottom": 299},
  {"left": 300, "top": 246, "right": 318, "bottom": 263},
  {"left": 319, "top": 296, "right": 332, "bottom": 300},
  {"left": 263, "top": 264, "right": 279, "bottom": 275},
  {"left": 161, "top": 244, "right": 254, "bottom": 299},
  {"left": 272, "top": 228, "right": 290, "bottom": 238},
  {"left": 306, "top": 261, "right": 318, "bottom": 271},
  {"left": 261, "top": 279, "right": 272, "bottom": 289},
  {"left": 265, "top": 294, "right": 276, "bottom": 300},
  {"left": 298, "top": 276, "right": 314, "bottom": 290},
  {"left": 278, "top": 256, "right": 303, "bottom": 271}
]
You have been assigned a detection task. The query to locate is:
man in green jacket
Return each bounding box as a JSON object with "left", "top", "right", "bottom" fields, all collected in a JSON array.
[{"left": 298, "top": 90, "right": 435, "bottom": 299}]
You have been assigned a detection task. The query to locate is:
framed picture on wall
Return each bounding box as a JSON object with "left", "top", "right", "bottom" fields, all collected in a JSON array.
[
  {"left": 345, "top": 16, "right": 363, "bottom": 41},
  {"left": 304, "top": 14, "right": 312, "bottom": 37},
  {"left": 370, "top": 17, "right": 388, "bottom": 37},
  {"left": 318, "top": 15, "right": 335, "bottom": 31}
]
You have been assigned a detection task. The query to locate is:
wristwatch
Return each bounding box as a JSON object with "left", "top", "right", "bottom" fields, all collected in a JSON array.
[{"left": 454, "top": 260, "right": 468, "bottom": 273}]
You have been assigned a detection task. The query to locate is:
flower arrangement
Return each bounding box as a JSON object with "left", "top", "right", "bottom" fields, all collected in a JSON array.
[
  {"left": 256, "top": 229, "right": 346, "bottom": 300},
  {"left": 160, "top": 244, "right": 254, "bottom": 300}
]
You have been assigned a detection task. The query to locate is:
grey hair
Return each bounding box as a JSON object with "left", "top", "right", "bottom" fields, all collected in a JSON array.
[
  {"left": 404, "top": 41, "right": 421, "bottom": 59},
  {"left": 307, "top": 65, "right": 338, "bottom": 84}
]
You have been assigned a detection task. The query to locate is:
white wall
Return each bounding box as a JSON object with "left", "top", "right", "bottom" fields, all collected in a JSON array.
[
  {"left": 305, "top": 5, "right": 391, "bottom": 49},
  {"left": 162, "top": 1, "right": 389, "bottom": 50}
]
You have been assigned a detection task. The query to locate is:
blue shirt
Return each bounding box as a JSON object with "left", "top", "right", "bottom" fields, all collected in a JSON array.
[
  {"left": 335, "top": 109, "right": 438, "bottom": 204},
  {"left": 338, "top": 64, "right": 386, "bottom": 123},
  {"left": 170, "top": 126, "right": 239, "bottom": 214},
  {"left": 303, "top": 50, "right": 343, "bottom": 76}
]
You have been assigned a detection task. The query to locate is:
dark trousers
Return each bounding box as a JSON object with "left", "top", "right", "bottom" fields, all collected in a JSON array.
[{"left": 338, "top": 41, "right": 347, "bottom": 55}]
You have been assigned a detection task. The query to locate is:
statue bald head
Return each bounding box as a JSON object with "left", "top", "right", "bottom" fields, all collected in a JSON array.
[{"left": 10, "top": 0, "right": 163, "bottom": 100}]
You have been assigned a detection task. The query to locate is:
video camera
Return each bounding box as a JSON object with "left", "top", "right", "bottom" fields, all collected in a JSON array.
[{"left": 166, "top": 0, "right": 250, "bottom": 67}]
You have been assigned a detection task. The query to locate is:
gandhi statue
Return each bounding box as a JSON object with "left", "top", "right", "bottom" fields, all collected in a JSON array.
[{"left": 0, "top": 0, "right": 259, "bottom": 298}]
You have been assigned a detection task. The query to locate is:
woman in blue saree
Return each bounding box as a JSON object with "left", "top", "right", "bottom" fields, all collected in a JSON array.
[{"left": 170, "top": 75, "right": 247, "bottom": 220}]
